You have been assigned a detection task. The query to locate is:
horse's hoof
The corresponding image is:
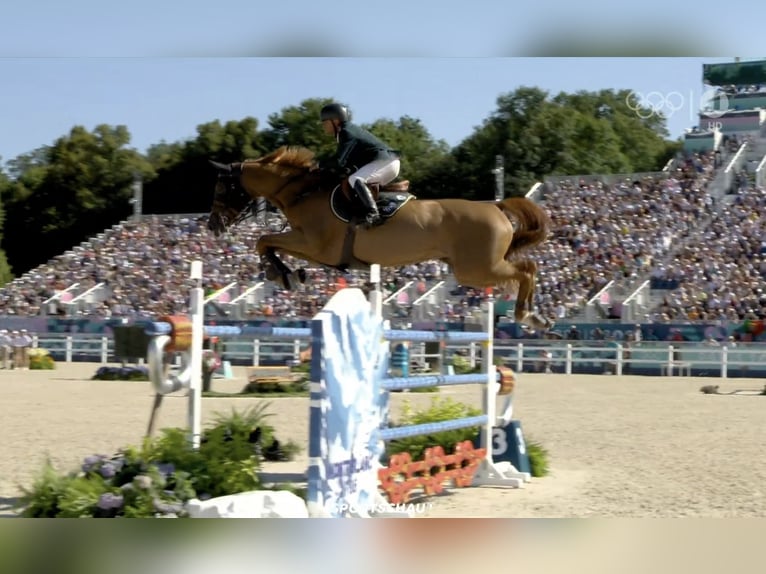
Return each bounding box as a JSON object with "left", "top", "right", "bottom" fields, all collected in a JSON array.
[
  {"left": 533, "top": 314, "right": 554, "bottom": 331},
  {"left": 264, "top": 265, "right": 280, "bottom": 282},
  {"left": 519, "top": 313, "right": 551, "bottom": 332}
]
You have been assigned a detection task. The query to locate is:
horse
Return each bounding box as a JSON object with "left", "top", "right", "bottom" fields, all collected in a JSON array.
[{"left": 206, "top": 145, "right": 553, "bottom": 330}]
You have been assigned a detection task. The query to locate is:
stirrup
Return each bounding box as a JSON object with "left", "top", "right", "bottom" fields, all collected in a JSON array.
[{"left": 363, "top": 211, "right": 382, "bottom": 227}]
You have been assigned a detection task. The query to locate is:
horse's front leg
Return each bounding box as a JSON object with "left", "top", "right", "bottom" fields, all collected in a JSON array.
[{"left": 256, "top": 231, "right": 311, "bottom": 290}]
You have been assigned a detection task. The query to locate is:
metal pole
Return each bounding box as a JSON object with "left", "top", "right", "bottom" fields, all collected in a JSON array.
[
  {"left": 492, "top": 155, "right": 504, "bottom": 202},
  {"left": 369, "top": 264, "right": 382, "bottom": 318},
  {"left": 130, "top": 175, "right": 143, "bottom": 222},
  {"left": 481, "top": 297, "right": 495, "bottom": 461},
  {"left": 189, "top": 260, "right": 204, "bottom": 449}
]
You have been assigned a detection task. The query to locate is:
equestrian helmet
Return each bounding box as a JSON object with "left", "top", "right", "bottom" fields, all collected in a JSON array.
[{"left": 320, "top": 103, "right": 350, "bottom": 123}]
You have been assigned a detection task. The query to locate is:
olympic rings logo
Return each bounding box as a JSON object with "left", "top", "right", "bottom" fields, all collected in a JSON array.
[
  {"left": 625, "top": 91, "right": 685, "bottom": 119},
  {"left": 625, "top": 89, "right": 729, "bottom": 120}
]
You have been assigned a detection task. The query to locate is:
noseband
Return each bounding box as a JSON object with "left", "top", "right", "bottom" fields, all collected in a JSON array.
[{"left": 213, "top": 162, "right": 316, "bottom": 230}]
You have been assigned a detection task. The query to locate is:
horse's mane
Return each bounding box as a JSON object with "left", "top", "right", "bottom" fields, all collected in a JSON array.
[{"left": 250, "top": 146, "right": 317, "bottom": 178}]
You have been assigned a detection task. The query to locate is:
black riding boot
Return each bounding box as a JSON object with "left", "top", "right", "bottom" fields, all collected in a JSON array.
[{"left": 353, "top": 180, "right": 381, "bottom": 226}]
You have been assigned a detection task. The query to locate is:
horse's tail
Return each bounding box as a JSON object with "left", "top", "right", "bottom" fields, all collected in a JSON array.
[{"left": 497, "top": 197, "right": 551, "bottom": 255}]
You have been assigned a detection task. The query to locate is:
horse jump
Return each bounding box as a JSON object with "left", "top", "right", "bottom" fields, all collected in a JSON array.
[
  {"left": 145, "top": 262, "right": 530, "bottom": 518},
  {"left": 306, "top": 274, "right": 530, "bottom": 517}
]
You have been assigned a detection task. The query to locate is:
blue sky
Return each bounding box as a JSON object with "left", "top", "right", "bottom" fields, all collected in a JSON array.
[
  {"left": 0, "top": 0, "right": 756, "bottom": 57},
  {"left": 0, "top": 57, "right": 735, "bottom": 166}
]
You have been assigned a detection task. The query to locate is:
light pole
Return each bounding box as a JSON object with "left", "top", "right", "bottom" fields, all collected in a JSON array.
[
  {"left": 491, "top": 155, "right": 504, "bottom": 201},
  {"left": 130, "top": 174, "right": 143, "bottom": 221}
]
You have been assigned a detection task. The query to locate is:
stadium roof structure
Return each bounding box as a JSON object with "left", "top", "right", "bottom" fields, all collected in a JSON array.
[{"left": 703, "top": 59, "right": 766, "bottom": 87}]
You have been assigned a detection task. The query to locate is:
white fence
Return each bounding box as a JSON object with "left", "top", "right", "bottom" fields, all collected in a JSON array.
[{"left": 26, "top": 335, "right": 766, "bottom": 378}]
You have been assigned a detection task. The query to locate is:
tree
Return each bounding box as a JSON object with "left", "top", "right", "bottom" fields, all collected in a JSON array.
[
  {"left": 0, "top": 167, "right": 13, "bottom": 284},
  {"left": 422, "top": 86, "right": 679, "bottom": 200},
  {"left": 361, "top": 116, "right": 450, "bottom": 186},
  {"left": 261, "top": 98, "right": 337, "bottom": 160},
  {"left": 1, "top": 124, "right": 152, "bottom": 274},
  {"left": 141, "top": 117, "right": 267, "bottom": 214}
]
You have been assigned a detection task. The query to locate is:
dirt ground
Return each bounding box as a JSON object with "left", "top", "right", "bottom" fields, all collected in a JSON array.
[{"left": 2, "top": 363, "right": 765, "bottom": 518}]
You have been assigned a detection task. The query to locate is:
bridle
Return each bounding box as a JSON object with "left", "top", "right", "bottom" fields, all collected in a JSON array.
[{"left": 212, "top": 162, "right": 316, "bottom": 230}]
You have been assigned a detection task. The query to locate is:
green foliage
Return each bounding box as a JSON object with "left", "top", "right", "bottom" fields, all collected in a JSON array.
[
  {"left": 291, "top": 362, "right": 311, "bottom": 374},
  {"left": 526, "top": 439, "right": 550, "bottom": 478},
  {"left": 451, "top": 353, "right": 479, "bottom": 374},
  {"left": 1, "top": 124, "right": 153, "bottom": 273},
  {"left": 362, "top": 116, "right": 450, "bottom": 186},
  {"left": 17, "top": 459, "right": 69, "bottom": 518},
  {"left": 207, "top": 404, "right": 301, "bottom": 461},
  {"left": 28, "top": 349, "right": 55, "bottom": 370},
  {"left": 17, "top": 404, "right": 300, "bottom": 518},
  {"left": 384, "top": 397, "right": 483, "bottom": 462},
  {"left": 0, "top": 251, "right": 13, "bottom": 286},
  {"left": 0, "top": 168, "right": 14, "bottom": 284},
  {"left": 418, "top": 86, "right": 677, "bottom": 199},
  {"left": 142, "top": 117, "right": 267, "bottom": 214},
  {"left": 262, "top": 98, "right": 337, "bottom": 159}
]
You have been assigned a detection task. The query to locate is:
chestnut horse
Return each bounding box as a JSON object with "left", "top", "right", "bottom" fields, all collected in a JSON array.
[{"left": 207, "top": 146, "right": 552, "bottom": 330}]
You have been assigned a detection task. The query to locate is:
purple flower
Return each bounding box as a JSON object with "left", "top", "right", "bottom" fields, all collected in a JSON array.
[
  {"left": 97, "top": 493, "right": 124, "bottom": 510},
  {"left": 99, "top": 463, "right": 116, "bottom": 479},
  {"left": 81, "top": 454, "right": 106, "bottom": 473}
]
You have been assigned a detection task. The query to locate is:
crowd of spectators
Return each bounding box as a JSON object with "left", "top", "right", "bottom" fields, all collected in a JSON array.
[
  {"left": 470, "top": 150, "right": 718, "bottom": 321},
  {"left": 647, "top": 183, "right": 766, "bottom": 322},
  {"left": 0, "top": 215, "right": 448, "bottom": 320},
  {"left": 3, "top": 145, "right": 765, "bottom": 327}
]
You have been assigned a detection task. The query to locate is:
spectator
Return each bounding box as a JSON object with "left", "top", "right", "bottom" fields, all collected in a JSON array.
[{"left": 0, "top": 329, "right": 10, "bottom": 369}]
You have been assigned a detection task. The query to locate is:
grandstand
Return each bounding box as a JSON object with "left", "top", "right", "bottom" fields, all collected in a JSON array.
[
  {"left": 2, "top": 58, "right": 766, "bottom": 333},
  {"left": 0, "top": 212, "right": 447, "bottom": 322}
]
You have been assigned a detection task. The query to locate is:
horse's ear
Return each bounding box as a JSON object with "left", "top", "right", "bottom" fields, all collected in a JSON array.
[{"left": 209, "top": 160, "right": 231, "bottom": 173}]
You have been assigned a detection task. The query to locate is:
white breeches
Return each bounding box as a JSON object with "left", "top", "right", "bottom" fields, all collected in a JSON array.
[{"left": 348, "top": 158, "right": 400, "bottom": 187}]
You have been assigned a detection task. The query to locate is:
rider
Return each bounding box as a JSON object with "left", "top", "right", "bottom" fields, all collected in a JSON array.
[{"left": 319, "top": 103, "right": 400, "bottom": 226}]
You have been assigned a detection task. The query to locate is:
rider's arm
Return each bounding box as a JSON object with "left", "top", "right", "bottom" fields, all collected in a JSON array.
[{"left": 335, "top": 127, "right": 358, "bottom": 168}]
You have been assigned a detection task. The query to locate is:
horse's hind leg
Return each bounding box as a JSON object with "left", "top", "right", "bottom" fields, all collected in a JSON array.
[
  {"left": 455, "top": 258, "right": 551, "bottom": 331},
  {"left": 512, "top": 258, "right": 552, "bottom": 331}
]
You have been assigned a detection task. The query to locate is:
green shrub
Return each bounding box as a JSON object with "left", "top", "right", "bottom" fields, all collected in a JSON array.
[
  {"left": 526, "top": 439, "right": 550, "bottom": 477},
  {"left": 407, "top": 385, "right": 439, "bottom": 393},
  {"left": 16, "top": 404, "right": 300, "bottom": 518},
  {"left": 451, "top": 354, "right": 478, "bottom": 374},
  {"left": 384, "top": 397, "right": 482, "bottom": 462},
  {"left": 291, "top": 362, "right": 311, "bottom": 374},
  {"left": 28, "top": 349, "right": 55, "bottom": 370}
]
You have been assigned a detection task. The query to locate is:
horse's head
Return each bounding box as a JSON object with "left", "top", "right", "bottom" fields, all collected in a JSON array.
[
  {"left": 206, "top": 160, "right": 252, "bottom": 237},
  {"left": 207, "top": 147, "right": 321, "bottom": 236}
]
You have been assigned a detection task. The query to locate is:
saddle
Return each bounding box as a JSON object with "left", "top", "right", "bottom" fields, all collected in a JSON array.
[
  {"left": 341, "top": 178, "right": 410, "bottom": 201},
  {"left": 330, "top": 178, "right": 415, "bottom": 226}
]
